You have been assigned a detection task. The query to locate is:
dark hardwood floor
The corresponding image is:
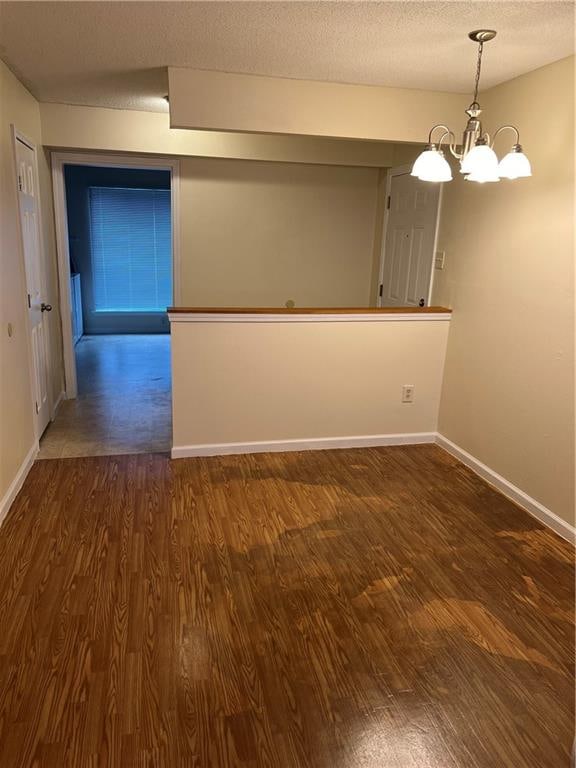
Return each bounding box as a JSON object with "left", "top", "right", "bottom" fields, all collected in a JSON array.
[{"left": 0, "top": 445, "right": 573, "bottom": 767}]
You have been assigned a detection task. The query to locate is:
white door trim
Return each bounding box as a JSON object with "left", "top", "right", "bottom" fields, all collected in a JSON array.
[
  {"left": 377, "top": 164, "right": 443, "bottom": 308},
  {"left": 51, "top": 151, "right": 181, "bottom": 399},
  {"left": 11, "top": 125, "right": 53, "bottom": 438}
]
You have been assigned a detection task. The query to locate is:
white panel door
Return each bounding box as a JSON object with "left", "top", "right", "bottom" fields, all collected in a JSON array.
[
  {"left": 16, "top": 136, "right": 51, "bottom": 436},
  {"left": 380, "top": 170, "right": 441, "bottom": 307}
]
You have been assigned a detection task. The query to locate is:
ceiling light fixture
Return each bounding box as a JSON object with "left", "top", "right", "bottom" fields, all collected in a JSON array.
[{"left": 412, "top": 30, "right": 532, "bottom": 184}]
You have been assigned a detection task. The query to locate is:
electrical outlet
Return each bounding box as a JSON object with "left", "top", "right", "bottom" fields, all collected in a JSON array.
[{"left": 402, "top": 384, "right": 414, "bottom": 403}]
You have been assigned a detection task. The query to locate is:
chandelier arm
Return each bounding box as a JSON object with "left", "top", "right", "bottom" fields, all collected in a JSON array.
[
  {"left": 435, "top": 129, "right": 461, "bottom": 160},
  {"left": 427, "top": 124, "right": 453, "bottom": 145},
  {"left": 448, "top": 143, "right": 463, "bottom": 160},
  {"left": 490, "top": 124, "right": 521, "bottom": 149},
  {"left": 437, "top": 129, "right": 457, "bottom": 152}
]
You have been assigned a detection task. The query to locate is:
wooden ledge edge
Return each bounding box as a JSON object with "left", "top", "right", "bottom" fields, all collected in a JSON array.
[{"left": 167, "top": 306, "right": 452, "bottom": 314}]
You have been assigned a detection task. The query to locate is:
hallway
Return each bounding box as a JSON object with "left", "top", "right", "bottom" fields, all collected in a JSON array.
[{"left": 39, "top": 335, "right": 171, "bottom": 458}]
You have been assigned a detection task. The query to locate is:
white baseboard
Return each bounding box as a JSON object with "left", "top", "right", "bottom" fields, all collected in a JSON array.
[
  {"left": 51, "top": 390, "right": 65, "bottom": 420},
  {"left": 172, "top": 431, "right": 574, "bottom": 544},
  {"left": 436, "top": 434, "right": 575, "bottom": 544},
  {"left": 172, "top": 432, "right": 436, "bottom": 459},
  {"left": 0, "top": 441, "right": 39, "bottom": 528}
]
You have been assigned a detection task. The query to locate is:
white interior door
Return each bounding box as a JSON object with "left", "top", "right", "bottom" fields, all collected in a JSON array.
[
  {"left": 16, "top": 135, "right": 51, "bottom": 436},
  {"left": 379, "top": 168, "right": 441, "bottom": 307}
]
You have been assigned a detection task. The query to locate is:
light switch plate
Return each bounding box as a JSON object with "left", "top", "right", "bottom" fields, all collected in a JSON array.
[{"left": 434, "top": 251, "right": 446, "bottom": 270}]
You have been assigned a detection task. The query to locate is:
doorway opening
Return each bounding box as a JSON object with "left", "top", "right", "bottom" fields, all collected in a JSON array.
[{"left": 42, "top": 155, "right": 180, "bottom": 459}]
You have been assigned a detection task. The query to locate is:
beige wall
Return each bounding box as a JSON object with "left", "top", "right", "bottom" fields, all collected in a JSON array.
[
  {"left": 433, "top": 56, "right": 575, "bottom": 525},
  {"left": 179, "top": 158, "right": 381, "bottom": 307},
  {"left": 171, "top": 317, "right": 450, "bottom": 450},
  {"left": 0, "top": 60, "right": 62, "bottom": 507},
  {"left": 168, "top": 67, "right": 464, "bottom": 143},
  {"left": 40, "top": 102, "right": 420, "bottom": 309},
  {"left": 40, "top": 102, "right": 421, "bottom": 168}
]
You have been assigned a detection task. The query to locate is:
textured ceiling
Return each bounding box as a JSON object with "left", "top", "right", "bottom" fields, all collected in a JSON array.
[{"left": 0, "top": 1, "right": 573, "bottom": 113}]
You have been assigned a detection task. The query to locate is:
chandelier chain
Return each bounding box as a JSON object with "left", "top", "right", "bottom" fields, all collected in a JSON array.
[{"left": 473, "top": 41, "right": 484, "bottom": 104}]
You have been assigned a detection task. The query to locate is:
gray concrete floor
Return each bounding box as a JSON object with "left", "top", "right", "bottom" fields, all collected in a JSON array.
[{"left": 39, "top": 335, "right": 171, "bottom": 458}]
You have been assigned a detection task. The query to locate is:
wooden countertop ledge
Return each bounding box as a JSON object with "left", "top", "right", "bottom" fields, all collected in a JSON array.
[{"left": 168, "top": 306, "right": 451, "bottom": 314}]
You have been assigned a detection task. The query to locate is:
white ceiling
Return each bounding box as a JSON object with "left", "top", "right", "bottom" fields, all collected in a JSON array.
[{"left": 0, "top": 1, "right": 573, "bottom": 113}]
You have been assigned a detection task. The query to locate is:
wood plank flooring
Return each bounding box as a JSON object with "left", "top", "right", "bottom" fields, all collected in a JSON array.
[{"left": 0, "top": 445, "right": 573, "bottom": 767}]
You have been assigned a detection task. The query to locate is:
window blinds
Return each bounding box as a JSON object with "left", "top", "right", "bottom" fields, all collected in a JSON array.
[{"left": 89, "top": 186, "right": 172, "bottom": 312}]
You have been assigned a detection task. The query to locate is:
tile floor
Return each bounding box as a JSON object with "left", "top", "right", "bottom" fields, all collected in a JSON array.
[{"left": 38, "top": 334, "right": 171, "bottom": 458}]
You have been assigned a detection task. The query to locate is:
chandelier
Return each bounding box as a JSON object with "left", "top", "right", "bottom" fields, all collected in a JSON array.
[{"left": 411, "top": 30, "right": 532, "bottom": 184}]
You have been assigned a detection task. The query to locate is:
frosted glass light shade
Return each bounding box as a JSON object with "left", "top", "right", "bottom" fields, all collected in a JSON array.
[
  {"left": 411, "top": 149, "right": 452, "bottom": 182},
  {"left": 460, "top": 143, "right": 499, "bottom": 176},
  {"left": 498, "top": 150, "right": 532, "bottom": 179}
]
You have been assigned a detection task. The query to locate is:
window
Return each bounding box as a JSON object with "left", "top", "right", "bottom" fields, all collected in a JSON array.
[{"left": 88, "top": 186, "right": 172, "bottom": 312}]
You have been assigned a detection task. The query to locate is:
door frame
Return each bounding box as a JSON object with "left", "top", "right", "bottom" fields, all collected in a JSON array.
[
  {"left": 51, "top": 152, "right": 181, "bottom": 399},
  {"left": 376, "top": 163, "right": 444, "bottom": 308},
  {"left": 11, "top": 125, "right": 54, "bottom": 438}
]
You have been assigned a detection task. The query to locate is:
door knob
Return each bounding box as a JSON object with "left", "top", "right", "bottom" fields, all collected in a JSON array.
[
  {"left": 41, "top": 303, "right": 52, "bottom": 312},
  {"left": 419, "top": 298, "right": 425, "bottom": 307}
]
